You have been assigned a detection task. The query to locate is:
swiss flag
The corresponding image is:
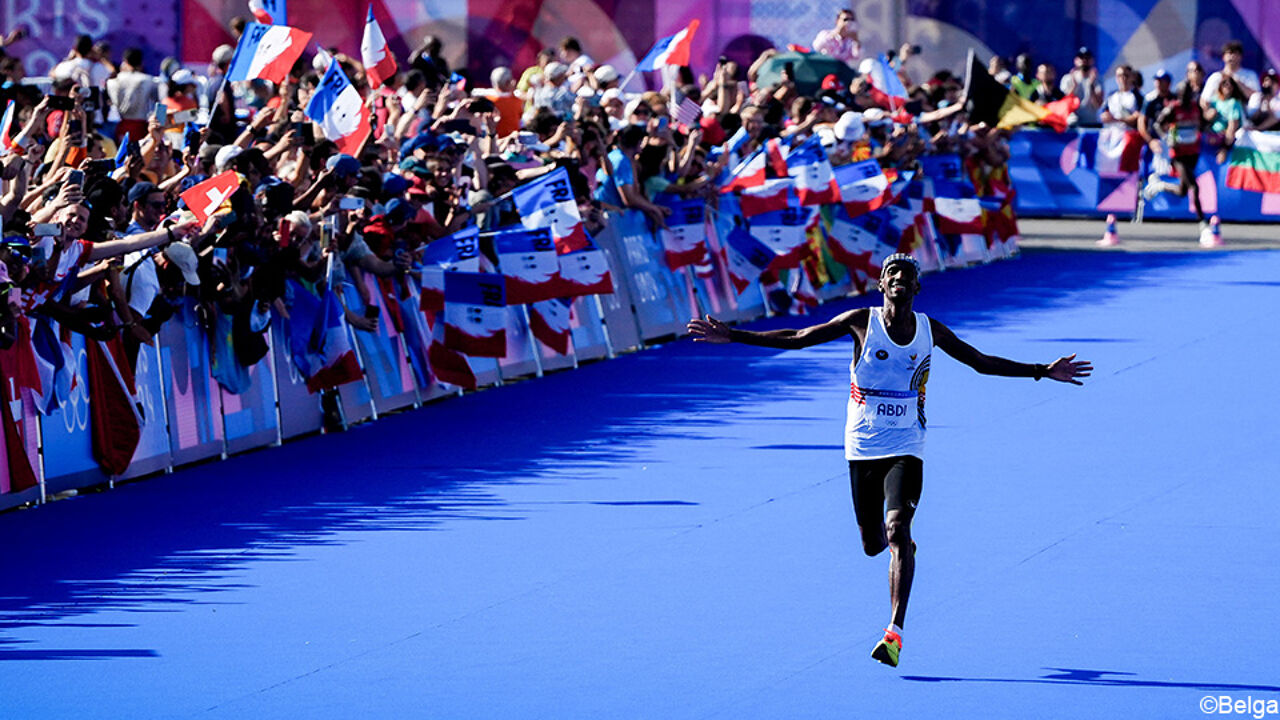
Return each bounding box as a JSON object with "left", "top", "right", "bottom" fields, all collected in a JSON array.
[{"left": 180, "top": 170, "right": 241, "bottom": 223}]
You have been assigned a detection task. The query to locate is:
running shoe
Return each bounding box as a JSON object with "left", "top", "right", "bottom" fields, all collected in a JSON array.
[
  {"left": 871, "top": 628, "right": 902, "bottom": 667},
  {"left": 1141, "top": 176, "right": 1164, "bottom": 200}
]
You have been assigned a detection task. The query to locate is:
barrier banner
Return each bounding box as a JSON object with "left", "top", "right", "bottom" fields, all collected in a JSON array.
[
  {"left": 656, "top": 195, "right": 708, "bottom": 270},
  {"left": 220, "top": 337, "right": 280, "bottom": 455},
  {"left": 342, "top": 277, "right": 419, "bottom": 414},
  {"left": 586, "top": 221, "right": 642, "bottom": 353},
  {"left": 161, "top": 299, "right": 226, "bottom": 466},
  {"left": 39, "top": 332, "right": 107, "bottom": 493},
  {"left": 1009, "top": 129, "right": 1280, "bottom": 220},
  {"left": 568, "top": 296, "right": 610, "bottom": 362},
  {"left": 396, "top": 279, "right": 455, "bottom": 402},
  {"left": 0, "top": 332, "right": 44, "bottom": 503},
  {"left": 270, "top": 318, "right": 323, "bottom": 440},
  {"left": 498, "top": 306, "right": 543, "bottom": 379},
  {"left": 119, "top": 339, "right": 173, "bottom": 479},
  {"left": 611, "top": 209, "right": 688, "bottom": 341}
]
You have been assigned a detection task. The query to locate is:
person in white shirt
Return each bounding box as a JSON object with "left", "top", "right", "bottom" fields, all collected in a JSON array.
[
  {"left": 1201, "top": 40, "right": 1259, "bottom": 109},
  {"left": 812, "top": 8, "right": 861, "bottom": 65},
  {"left": 51, "top": 35, "right": 110, "bottom": 90},
  {"left": 106, "top": 48, "right": 159, "bottom": 141},
  {"left": 1101, "top": 65, "right": 1141, "bottom": 128},
  {"left": 1245, "top": 67, "right": 1279, "bottom": 130},
  {"left": 1059, "top": 47, "right": 1104, "bottom": 125}
]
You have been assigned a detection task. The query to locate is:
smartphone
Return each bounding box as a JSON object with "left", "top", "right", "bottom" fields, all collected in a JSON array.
[
  {"left": 278, "top": 218, "right": 291, "bottom": 248},
  {"left": 46, "top": 94, "right": 74, "bottom": 111},
  {"left": 85, "top": 158, "right": 116, "bottom": 174},
  {"left": 656, "top": 117, "right": 669, "bottom": 131},
  {"left": 171, "top": 109, "right": 196, "bottom": 125},
  {"left": 293, "top": 121, "right": 315, "bottom": 144},
  {"left": 438, "top": 118, "right": 474, "bottom": 135},
  {"left": 339, "top": 196, "right": 365, "bottom": 211},
  {"left": 363, "top": 305, "right": 380, "bottom": 319},
  {"left": 67, "top": 117, "right": 84, "bottom": 145},
  {"left": 153, "top": 102, "right": 167, "bottom": 125},
  {"left": 66, "top": 169, "right": 85, "bottom": 187},
  {"left": 183, "top": 124, "right": 202, "bottom": 151},
  {"left": 469, "top": 97, "right": 495, "bottom": 115},
  {"left": 33, "top": 223, "right": 60, "bottom": 237}
]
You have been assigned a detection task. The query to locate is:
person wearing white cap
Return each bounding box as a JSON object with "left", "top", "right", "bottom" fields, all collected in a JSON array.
[
  {"left": 533, "top": 61, "right": 575, "bottom": 119},
  {"left": 165, "top": 67, "right": 200, "bottom": 115},
  {"left": 215, "top": 145, "right": 244, "bottom": 172},
  {"left": 687, "top": 254, "right": 1091, "bottom": 669},
  {"left": 593, "top": 64, "right": 620, "bottom": 91}
]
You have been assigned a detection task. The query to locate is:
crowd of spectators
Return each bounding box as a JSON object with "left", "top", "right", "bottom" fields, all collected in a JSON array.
[{"left": 0, "top": 9, "right": 1274, "bottom": 414}]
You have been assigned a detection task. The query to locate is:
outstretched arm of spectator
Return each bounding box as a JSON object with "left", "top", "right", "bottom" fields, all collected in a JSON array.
[
  {"left": 9, "top": 97, "right": 50, "bottom": 153},
  {"left": 88, "top": 216, "right": 199, "bottom": 262},
  {"left": 1, "top": 156, "right": 29, "bottom": 221}
]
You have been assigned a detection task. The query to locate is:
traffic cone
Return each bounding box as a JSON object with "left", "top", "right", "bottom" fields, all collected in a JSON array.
[
  {"left": 1200, "top": 215, "right": 1223, "bottom": 248},
  {"left": 1097, "top": 214, "right": 1120, "bottom": 246}
]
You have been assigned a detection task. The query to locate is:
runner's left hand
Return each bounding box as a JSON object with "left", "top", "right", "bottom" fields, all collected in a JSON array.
[{"left": 1047, "top": 354, "right": 1092, "bottom": 385}]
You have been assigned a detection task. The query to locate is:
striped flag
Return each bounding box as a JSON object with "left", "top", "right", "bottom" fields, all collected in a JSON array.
[
  {"left": 227, "top": 22, "right": 311, "bottom": 85},
  {"left": 306, "top": 58, "right": 371, "bottom": 156},
  {"left": 490, "top": 226, "right": 561, "bottom": 304},
  {"left": 529, "top": 298, "right": 573, "bottom": 355},
  {"left": 786, "top": 135, "right": 841, "bottom": 206},
  {"left": 636, "top": 20, "right": 700, "bottom": 72},
  {"left": 248, "top": 0, "right": 286, "bottom": 24},
  {"left": 657, "top": 196, "right": 708, "bottom": 269},
  {"left": 418, "top": 226, "right": 481, "bottom": 313},
  {"left": 1226, "top": 129, "right": 1280, "bottom": 194},
  {"left": 673, "top": 97, "right": 702, "bottom": 128},
  {"left": 360, "top": 6, "right": 397, "bottom": 90}
]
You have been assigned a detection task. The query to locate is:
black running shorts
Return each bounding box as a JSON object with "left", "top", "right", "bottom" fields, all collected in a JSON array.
[{"left": 848, "top": 456, "right": 923, "bottom": 528}]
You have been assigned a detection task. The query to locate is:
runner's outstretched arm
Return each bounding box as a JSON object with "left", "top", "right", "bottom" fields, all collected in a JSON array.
[
  {"left": 930, "top": 318, "right": 1093, "bottom": 384},
  {"left": 687, "top": 310, "right": 864, "bottom": 350}
]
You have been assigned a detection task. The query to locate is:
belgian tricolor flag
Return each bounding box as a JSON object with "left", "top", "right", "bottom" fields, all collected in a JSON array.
[{"left": 962, "top": 50, "right": 1055, "bottom": 130}]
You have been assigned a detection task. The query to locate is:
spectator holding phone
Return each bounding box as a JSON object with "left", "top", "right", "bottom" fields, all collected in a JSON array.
[{"left": 1246, "top": 68, "right": 1280, "bottom": 131}]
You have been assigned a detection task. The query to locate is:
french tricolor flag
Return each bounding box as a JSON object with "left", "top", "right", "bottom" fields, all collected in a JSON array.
[
  {"left": 306, "top": 58, "right": 371, "bottom": 156},
  {"left": 867, "top": 53, "right": 908, "bottom": 110},
  {"left": 490, "top": 226, "right": 561, "bottom": 304},
  {"left": 722, "top": 226, "right": 778, "bottom": 295},
  {"left": 834, "top": 160, "right": 908, "bottom": 217},
  {"left": 512, "top": 167, "right": 589, "bottom": 254},
  {"left": 227, "top": 22, "right": 311, "bottom": 85},
  {"left": 248, "top": 0, "right": 286, "bottom": 25},
  {"left": 786, "top": 135, "right": 841, "bottom": 207},
  {"left": 418, "top": 226, "right": 480, "bottom": 313},
  {"left": 636, "top": 19, "right": 700, "bottom": 72},
  {"left": 720, "top": 149, "right": 767, "bottom": 194},
  {"left": 285, "top": 281, "right": 363, "bottom": 393},
  {"left": 529, "top": 298, "right": 573, "bottom": 355},
  {"left": 443, "top": 271, "right": 507, "bottom": 358},
  {"left": 360, "top": 6, "right": 397, "bottom": 90},
  {"left": 427, "top": 319, "right": 476, "bottom": 390}
]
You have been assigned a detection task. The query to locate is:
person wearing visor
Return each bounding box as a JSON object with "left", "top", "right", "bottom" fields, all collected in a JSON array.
[{"left": 687, "top": 253, "right": 1091, "bottom": 667}]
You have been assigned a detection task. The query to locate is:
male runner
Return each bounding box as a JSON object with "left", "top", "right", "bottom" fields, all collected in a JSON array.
[{"left": 686, "top": 254, "right": 1092, "bottom": 667}]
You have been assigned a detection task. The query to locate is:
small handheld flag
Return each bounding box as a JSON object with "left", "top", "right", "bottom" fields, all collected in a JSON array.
[
  {"left": 361, "top": 6, "right": 397, "bottom": 90},
  {"left": 248, "top": 0, "right": 287, "bottom": 25},
  {"left": 227, "top": 22, "right": 312, "bottom": 85},
  {"left": 636, "top": 20, "right": 700, "bottom": 72},
  {"left": 305, "top": 59, "right": 371, "bottom": 156}
]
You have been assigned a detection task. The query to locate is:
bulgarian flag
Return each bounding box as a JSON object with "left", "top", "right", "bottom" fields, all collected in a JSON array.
[{"left": 1225, "top": 130, "right": 1280, "bottom": 194}]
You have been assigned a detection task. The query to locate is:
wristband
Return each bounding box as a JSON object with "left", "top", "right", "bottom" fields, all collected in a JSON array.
[{"left": 1033, "top": 363, "right": 1048, "bottom": 381}]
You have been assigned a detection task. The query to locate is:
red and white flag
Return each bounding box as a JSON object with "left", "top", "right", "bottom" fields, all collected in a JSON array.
[
  {"left": 834, "top": 160, "right": 897, "bottom": 217},
  {"left": 360, "top": 6, "right": 397, "bottom": 90},
  {"left": 748, "top": 207, "right": 813, "bottom": 269},
  {"left": 529, "top": 298, "right": 573, "bottom": 355},
  {"left": 180, "top": 170, "right": 241, "bottom": 223},
  {"left": 556, "top": 235, "right": 614, "bottom": 298},
  {"left": 739, "top": 178, "right": 796, "bottom": 218},
  {"left": 443, "top": 271, "right": 507, "bottom": 358},
  {"left": 929, "top": 196, "right": 986, "bottom": 234},
  {"left": 86, "top": 337, "right": 143, "bottom": 476},
  {"left": 427, "top": 320, "right": 477, "bottom": 390},
  {"left": 673, "top": 97, "right": 702, "bottom": 128},
  {"left": 657, "top": 197, "right": 708, "bottom": 269}
]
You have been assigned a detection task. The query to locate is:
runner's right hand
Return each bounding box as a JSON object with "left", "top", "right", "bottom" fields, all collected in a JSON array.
[{"left": 687, "top": 315, "right": 731, "bottom": 343}]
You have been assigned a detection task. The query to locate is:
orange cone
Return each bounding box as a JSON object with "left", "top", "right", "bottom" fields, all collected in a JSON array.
[{"left": 1097, "top": 214, "right": 1120, "bottom": 246}]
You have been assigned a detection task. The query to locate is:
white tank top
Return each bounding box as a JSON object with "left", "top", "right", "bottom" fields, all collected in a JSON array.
[{"left": 845, "top": 308, "right": 932, "bottom": 460}]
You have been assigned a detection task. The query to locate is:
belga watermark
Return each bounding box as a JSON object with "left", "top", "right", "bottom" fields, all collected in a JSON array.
[{"left": 1202, "top": 695, "right": 1280, "bottom": 718}]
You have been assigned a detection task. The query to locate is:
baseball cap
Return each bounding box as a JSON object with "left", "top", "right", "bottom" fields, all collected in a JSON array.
[
  {"left": 544, "top": 62, "right": 569, "bottom": 80},
  {"left": 325, "top": 153, "right": 361, "bottom": 178},
  {"left": 821, "top": 74, "right": 843, "bottom": 91},
  {"left": 381, "top": 172, "right": 411, "bottom": 197},
  {"left": 699, "top": 115, "right": 726, "bottom": 145},
  {"left": 127, "top": 181, "right": 160, "bottom": 206},
  {"left": 834, "top": 111, "right": 866, "bottom": 142},
  {"left": 214, "top": 145, "right": 243, "bottom": 171},
  {"left": 881, "top": 253, "right": 921, "bottom": 277},
  {"left": 1153, "top": 68, "right": 1171, "bottom": 80},
  {"left": 170, "top": 68, "right": 197, "bottom": 86},
  {"left": 594, "top": 64, "right": 620, "bottom": 85},
  {"left": 163, "top": 241, "right": 201, "bottom": 286}
]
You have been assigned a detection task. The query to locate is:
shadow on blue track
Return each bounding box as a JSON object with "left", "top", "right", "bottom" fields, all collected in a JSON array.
[
  {"left": 904, "top": 668, "right": 1280, "bottom": 692},
  {"left": 0, "top": 249, "right": 1236, "bottom": 660}
]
